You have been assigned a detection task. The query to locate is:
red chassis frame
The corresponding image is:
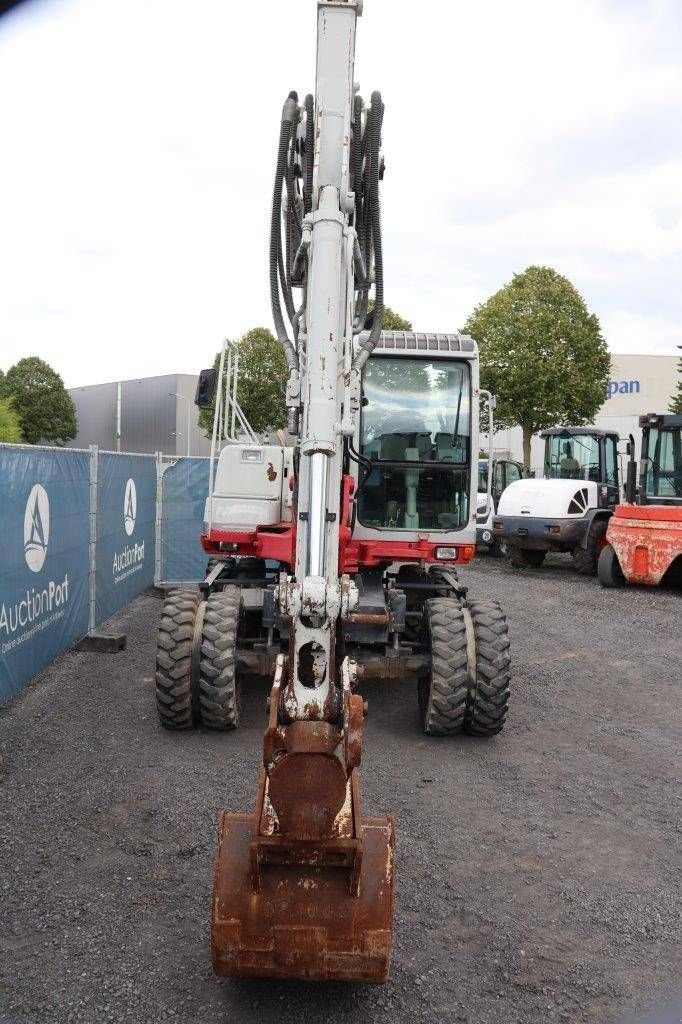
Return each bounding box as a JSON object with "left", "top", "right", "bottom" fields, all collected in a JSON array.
[{"left": 200, "top": 474, "right": 476, "bottom": 573}]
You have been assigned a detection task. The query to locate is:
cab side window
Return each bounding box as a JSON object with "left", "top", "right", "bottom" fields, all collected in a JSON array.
[{"left": 505, "top": 462, "right": 522, "bottom": 486}]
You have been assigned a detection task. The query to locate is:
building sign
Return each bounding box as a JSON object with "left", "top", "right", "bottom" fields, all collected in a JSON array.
[{"left": 606, "top": 379, "right": 641, "bottom": 399}]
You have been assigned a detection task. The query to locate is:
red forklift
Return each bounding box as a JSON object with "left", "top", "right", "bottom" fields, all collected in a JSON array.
[{"left": 598, "top": 413, "right": 682, "bottom": 588}]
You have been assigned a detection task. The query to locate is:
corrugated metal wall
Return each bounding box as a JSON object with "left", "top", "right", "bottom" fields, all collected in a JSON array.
[{"left": 68, "top": 374, "right": 212, "bottom": 456}]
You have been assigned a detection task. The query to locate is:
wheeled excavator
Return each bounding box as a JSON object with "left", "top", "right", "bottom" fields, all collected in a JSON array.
[{"left": 154, "top": 0, "right": 512, "bottom": 983}]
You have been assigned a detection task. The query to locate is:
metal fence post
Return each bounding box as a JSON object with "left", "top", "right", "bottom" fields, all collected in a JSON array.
[
  {"left": 155, "top": 450, "right": 163, "bottom": 586},
  {"left": 88, "top": 445, "right": 98, "bottom": 634}
]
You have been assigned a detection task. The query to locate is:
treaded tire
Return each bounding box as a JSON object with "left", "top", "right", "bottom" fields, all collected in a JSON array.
[
  {"left": 418, "top": 598, "right": 468, "bottom": 736},
  {"left": 199, "top": 588, "right": 241, "bottom": 730},
  {"left": 464, "top": 599, "right": 511, "bottom": 737},
  {"left": 487, "top": 537, "right": 503, "bottom": 558},
  {"left": 155, "top": 589, "right": 201, "bottom": 730},
  {"left": 508, "top": 545, "right": 545, "bottom": 569},
  {"left": 573, "top": 518, "right": 608, "bottom": 576},
  {"left": 598, "top": 543, "right": 626, "bottom": 588}
]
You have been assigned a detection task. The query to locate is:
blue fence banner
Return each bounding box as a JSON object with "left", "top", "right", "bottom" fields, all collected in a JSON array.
[
  {"left": 0, "top": 446, "right": 90, "bottom": 702},
  {"left": 95, "top": 453, "right": 156, "bottom": 623},
  {"left": 160, "top": 457, "right": 209, "bottom": 583}
]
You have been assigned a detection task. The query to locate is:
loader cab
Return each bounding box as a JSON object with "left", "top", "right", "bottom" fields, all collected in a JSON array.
[
  {"left": 639, "top": 414, "right": 682, "bottom": 506},
  {"left": 542, "top": 428, "right": 620, "bottom": 508},
  {"left": 353, "top": 332, "right": 477, "bottom": 536}
]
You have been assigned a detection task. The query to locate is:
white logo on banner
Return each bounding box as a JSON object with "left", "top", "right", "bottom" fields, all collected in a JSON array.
[
  {"left": 123, "top": 478, "right": 137, "bottom": 536},
  {"left": 24, "top": 484, "right": 50, "bottom": 573}
]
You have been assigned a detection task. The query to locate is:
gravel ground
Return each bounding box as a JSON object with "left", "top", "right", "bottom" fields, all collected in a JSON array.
[{"left": 0, "top": 556, "right": 680, "bottom": 1024}]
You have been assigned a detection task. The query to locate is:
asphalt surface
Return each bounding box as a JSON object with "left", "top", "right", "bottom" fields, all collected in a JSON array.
[{"left": 0, "top": 555, "right": 680, "bottom": 1024}]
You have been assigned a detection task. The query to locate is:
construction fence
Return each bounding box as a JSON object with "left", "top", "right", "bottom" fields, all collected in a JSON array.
[{"left": 0, "top": 444, "right": 210, "bottom": 703}]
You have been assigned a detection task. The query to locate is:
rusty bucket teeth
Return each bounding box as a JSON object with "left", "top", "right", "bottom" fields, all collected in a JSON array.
[{"left": 211, "top": 809, "right": 395, "bottom": 983}]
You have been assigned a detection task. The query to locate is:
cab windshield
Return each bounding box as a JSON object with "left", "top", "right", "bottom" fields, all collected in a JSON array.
[
  {"left": 545, "top": 434, "right": 600, "bottom": 481},
  {"left": 478, "top": 461, "right": 488, "bottom": 492},
  {"left": 645, "top": 427, "right": 682, "bottom": 499},
  {"left": 358, "top": 357, "right": 471, "bottom": 531}
]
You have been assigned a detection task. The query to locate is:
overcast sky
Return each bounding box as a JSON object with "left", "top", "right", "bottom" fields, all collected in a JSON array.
[{"left": 1, "top": 0, "right": 681, "bottom": 388}]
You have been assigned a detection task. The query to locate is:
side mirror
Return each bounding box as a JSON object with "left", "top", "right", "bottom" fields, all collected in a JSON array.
[{"left": 195, "top": 368, "right": 217, "bottom": 408}]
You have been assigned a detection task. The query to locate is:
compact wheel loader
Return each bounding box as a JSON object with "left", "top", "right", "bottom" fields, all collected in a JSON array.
[{"left": 154, "top": 0, "right": 512, "bottom": 983}]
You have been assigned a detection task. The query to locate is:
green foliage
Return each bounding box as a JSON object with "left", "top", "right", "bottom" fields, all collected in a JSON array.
[
  {"left": 463, "top": 266, "right": 610, "bottom": 467},
  {"left": 199, "top": 327, "right": 289, "bottom": 437},
  {"left": 669, "top": 356, "right": 682, "bottom": 414},
  {"left": 0, "top": 397, "right": 22, "bottom": 443},
  {"left": 3, "top": 357, "right": 77, "bottom": 445},
  {"left": 369, "top": 302, "right": 412, "bottom": 331}
]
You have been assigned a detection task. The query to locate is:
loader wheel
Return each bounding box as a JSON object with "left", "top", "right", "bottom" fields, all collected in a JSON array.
[
  {"left": 507, "top": 545, "right": 545, "bottom": 569},
  {"left": 598, "top": 543, "right": 626, "bottom": 588},
  {"left": 155, "top": 589, "right": 202, "bottom": 730},
  {"left": 418, "top": 598, "right": 468, "bottom": 736},
  {"left": 572, "top": 518, "right": 608, "bottom": 576},
  {"left": 199, "top": 587, "right": 241, "bottom": 730},
  {"left": 463, "top": 599, "right": 511, "bottom": 737}
]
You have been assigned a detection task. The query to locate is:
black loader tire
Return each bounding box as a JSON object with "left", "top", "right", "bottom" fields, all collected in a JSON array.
[
  {"left": 487, "top": 536, "right": 503, "bottom": 558},
  {"left": 418, "top": 598, "right": 468, "bottom": 736},
  {"left": 199, "top": 587, "right": 241, "bottom": 730},
  {"left": 464, "top": 599, "right": 511, "bottom": 737},
  {"left": 155, "top": 589, "right": 202, "bottom": 730},
  {"left": 507, "top": 545, "right": 545, "bottom": 569},
  {"left": 598, "top": 543, "right": 626, "bottom": 588},
  {"left": 573, "top": 518, "right": 608, "bottom": 576}
]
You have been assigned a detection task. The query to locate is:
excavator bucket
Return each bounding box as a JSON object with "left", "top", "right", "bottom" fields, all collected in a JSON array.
[{"left": 211, "top": 770, "right": 395, "bottom": 982}]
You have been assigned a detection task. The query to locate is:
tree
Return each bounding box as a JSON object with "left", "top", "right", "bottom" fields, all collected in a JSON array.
[
  {"left": 3, "top": 357, "right": 77, "bottom": 445},
  {"left": 201, "top": 309, "right": 414, "bottom": 438},
  {"left": 0, "top": 397, "right": 22, "bottom": 443},
  {"left": 669, "top": 352, "right": 682, "bottom": 414},
  {"left": 199, "top": 327, "right": 289, "bottom": 437},
  {"left": 463, "top": 266, "right": 611, "bottom": 469},
  {"left": 369, "top": 302, "right": 412, "bottom": 331}
]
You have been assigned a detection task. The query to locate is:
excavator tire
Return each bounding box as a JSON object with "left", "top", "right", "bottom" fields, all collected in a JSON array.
[
  {"left": 507, "top": 545, "right": 545, "bottom": 569},
  {"left": 155, "top": 589, "right": 202, "bottom": 729},
  {"left": 199, "top": 587, "right": 241, "bottom": 730},
  {"left": 418, "top": 597, "right": 468, "bottom": 736},
  {"left": 598, "top": 543, "right": 626, "bottom": 588},
  {"left": 463, "top": 599, "right": 511, "bottom": 737},
  {"left": 573, "top": 518, "right": 608, "bottom": 575}
]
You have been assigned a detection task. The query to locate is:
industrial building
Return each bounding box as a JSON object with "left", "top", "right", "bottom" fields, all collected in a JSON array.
[{"left": 68, "top": 373, "right": 212, "bottom": 456}]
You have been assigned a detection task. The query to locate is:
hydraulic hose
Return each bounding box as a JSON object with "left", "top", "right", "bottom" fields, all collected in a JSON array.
[
  {"left": 303, "top": 94, "right": 314, "bottom": 215},
  {"left": 270, "top": 92, "right": 299, "bottom": 373},
  {"left": 352, "top": 91, "right": 383, "bottom": 373}
]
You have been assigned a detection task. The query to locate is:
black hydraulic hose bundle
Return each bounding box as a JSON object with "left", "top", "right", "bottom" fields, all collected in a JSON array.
[
  {"left": 352, "top": 90, "right": 384, "bottom": 371},
  {"left": 303, "top": 94, "right": 314, "bottom": 216},
  {"left": 270, "top": 91, "right": 299, "bottom": 373}
]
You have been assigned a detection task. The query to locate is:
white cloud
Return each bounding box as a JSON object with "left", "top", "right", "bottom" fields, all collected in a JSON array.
[{"left": 0, "top": 0, "right": 680, "bottom": 388}]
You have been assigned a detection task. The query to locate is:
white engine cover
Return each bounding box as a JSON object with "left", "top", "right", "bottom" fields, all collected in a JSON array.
[
  {"left": 497, "top": 478, "right": 599, "bottom": 519},
  {"left": 205, "top": 444, "right": 285, "bottom": 533},
  {"left": 476, "top": 491, "right": 493, "bottom": 528}
]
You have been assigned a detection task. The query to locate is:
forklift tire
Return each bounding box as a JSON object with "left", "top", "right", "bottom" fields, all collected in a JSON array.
[
  {"left": 507, "top": 545, "right": 545, "bottom": 569},
  {"left": 155, "top": 589, "right": 202, "bottom": 730},
  {"left": 597, "top": 543, "right": 626, "bottom": 588},
  {"left": 572, "top": 518, "right": 608, "bottom": 576},
  {"left": 463, "top": 600, "right": 511, "bottom": 737},
  {"left": 418, "top": 598, "right": 468, "bottom": 736},
  {"left": 198, "top": 587, "right": 241, "bottom": 730}
]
